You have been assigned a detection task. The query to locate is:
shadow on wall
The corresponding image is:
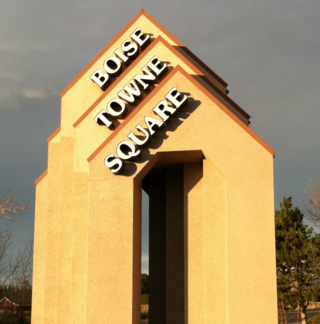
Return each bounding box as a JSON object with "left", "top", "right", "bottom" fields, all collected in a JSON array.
[{"left": 119, "top": 95, "right": 201, "bottom": 177}]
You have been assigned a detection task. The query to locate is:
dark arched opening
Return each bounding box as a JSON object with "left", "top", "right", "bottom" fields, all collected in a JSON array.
[{"left": 139, "top": 150, "right": 204, "bottom": 324}]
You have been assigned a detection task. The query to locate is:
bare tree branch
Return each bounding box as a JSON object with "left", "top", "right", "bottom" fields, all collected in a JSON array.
[
  {"left": 0, "top": 190, "right": 32, "bottom": 221},
  {"left": 0, "top": 230, "right": 33, "bottom": 323},
  {"left": 0, "top": 230, "right": 33, "bottom": 288},
  {"left": 303, "top": 180, "right": 320, "bottom": 225},
  {"left": 0, "top": 190, "right": 33, "bottom": 323}
]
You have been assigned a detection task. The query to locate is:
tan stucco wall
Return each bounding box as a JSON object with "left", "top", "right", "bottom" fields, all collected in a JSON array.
[
  {"left": 43, "top": 134, "right": 61, "bottom": 324},
  {"left": 32, "top": 11, "right": 277, "bottom": 324},
  {"left": 86, "top": 68, "right": 277, "bottom": 324},
  {"left": 32, "top": 173, "right": 47, "bottom": 324}
]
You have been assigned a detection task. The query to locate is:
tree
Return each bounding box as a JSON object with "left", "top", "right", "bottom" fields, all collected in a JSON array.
[
  {"left": 0, "top": 230, "right": 33, "bottom": 288},
  {"left": 0, "top": 190, "right": 33, "bottom": 323},
  {"left": 141, "top": 273, "right": 149, "bottom": 294},
  {"left": 277, "top": 269, "right": 293, "bottom": 324},
  {"left": 303, "top": 180, "right": 320, "bottom": 225},
  {"left": 0, "top": 230, "right": 33, "bottom": 324},
  {"left": 0, "top": 190, "right": 31, "bottom": 221},
  {"left": 276, "top": 197, "right": 320, "bottom": 324}
]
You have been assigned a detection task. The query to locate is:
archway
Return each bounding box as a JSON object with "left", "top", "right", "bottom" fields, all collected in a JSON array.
[{"left": 134, "top": 151, "right": 204, "bottom": 324}]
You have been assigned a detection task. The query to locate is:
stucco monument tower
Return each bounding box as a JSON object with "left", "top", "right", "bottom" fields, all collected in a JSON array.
[{"left": 32, "top": 10, "right": 278, "bottom": 324}]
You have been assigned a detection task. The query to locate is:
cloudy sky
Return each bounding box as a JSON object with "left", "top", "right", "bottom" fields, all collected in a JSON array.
[{"left": 0, "top": 0, "right": 319, "bottom": 273}]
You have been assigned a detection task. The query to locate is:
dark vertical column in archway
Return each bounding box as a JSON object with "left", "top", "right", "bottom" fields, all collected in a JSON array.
[
  {"left": 149, "top": 170, "right": 166, "bottom": 324},
  {"left": 166, "top": 164, "right": 185, "bottom": 324},
  {"left": 148, "top": 164, "right": 185, "bottom": 324}
]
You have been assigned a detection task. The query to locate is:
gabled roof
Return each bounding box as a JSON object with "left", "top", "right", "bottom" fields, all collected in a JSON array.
[
  {"left": 0, "top": 297, "right": 31, "bottom": 307},
  {"left": 88, "top": 65, "right": 275, "bottom": 164},
  {"left": 60, "top": 10, "right": 230, "bottom": 99},
  {"left": 73, "top": 35, "right": 250, "bottom": 130},
  {"left": 35, "top": 10, "right": 274, "bottom": 185}
]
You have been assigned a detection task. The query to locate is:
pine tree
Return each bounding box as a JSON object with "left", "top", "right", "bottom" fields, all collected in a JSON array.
[{"left": 275, "top": 197, "right": 320, "bottom": 324}]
